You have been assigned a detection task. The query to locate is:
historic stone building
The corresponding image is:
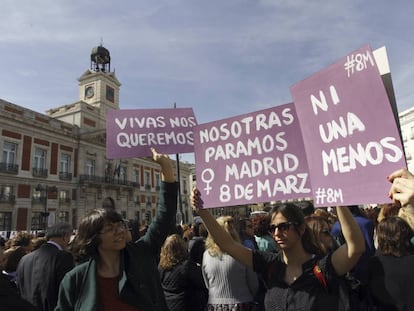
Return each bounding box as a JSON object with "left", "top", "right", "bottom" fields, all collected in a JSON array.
[{"left": 0, "top": 45, "right": 194, "bottom": 233}]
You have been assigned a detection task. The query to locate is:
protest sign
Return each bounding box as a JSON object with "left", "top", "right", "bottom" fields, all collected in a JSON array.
[
  {"left": 106, "top": 108, "right": 197, "bottom": 158},
  {"left": 290, "top": 44, "right": 405, "bottom": 206},
  {"left": 193, "top": 103, "right": 312, "bottom": 208}
]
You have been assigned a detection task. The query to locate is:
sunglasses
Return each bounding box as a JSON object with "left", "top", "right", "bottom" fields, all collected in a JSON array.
[
  {"left": 100, "top": 221, "right": 127, "bottom": 234},
  {"left": 269, "top": 222, "right": 297, "bottom": 234}
]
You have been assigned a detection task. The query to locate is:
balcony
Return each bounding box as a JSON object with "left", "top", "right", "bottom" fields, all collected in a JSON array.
[
  {"left": 0, "top": 162, "right": 19, "bottom": 174},
  {"left": 59, "top": 197, "right": 71, "bottom": 205},
  {"left": 32, "top": 196, "right": 46, "bottom": 204},
  {"left": 32, "top": 168, "right": 48, "bottom": 178},
  {"left": 79, "top": 175, "right": 142, "bottom": 188},
  {"left": 0, "top": 195, "right": 16, "bottom": 204},
  {"left": 59, "top": 171, "right": 73, "bottom": 181},
  {"left": 144, "top": 184, "right": 151, "bottom": 190}
]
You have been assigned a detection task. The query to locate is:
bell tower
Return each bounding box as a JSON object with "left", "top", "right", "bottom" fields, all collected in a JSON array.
[{"left": 78, "top": 44, "right": 121, "bottom": 117}]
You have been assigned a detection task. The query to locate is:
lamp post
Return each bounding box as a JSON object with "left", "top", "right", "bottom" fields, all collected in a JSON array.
[{"left": 35, "top": 184, "right": 57, "bottom": 231}]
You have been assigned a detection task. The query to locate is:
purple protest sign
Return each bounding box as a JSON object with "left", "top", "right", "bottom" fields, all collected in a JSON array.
[
  {"left": 193, "top": 103, "right": 312, "bottom": 209},
  {"left": 290, "top": 44, "right": 405, "bottom": 207},
  {"left": 106, "top": 108, "right": 197, "bottom": 158}
]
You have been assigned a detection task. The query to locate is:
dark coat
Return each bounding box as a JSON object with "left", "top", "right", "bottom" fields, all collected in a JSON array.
[
  {"left": 16, "top": 242, "right": 75, "bottom": 311},
  {"left": 159, "top": 259, "right": 208, "bottom": 311},
  {"left": 0, "top": 273, "right": 36, "bottom": 311},
  {"left": 55, "top": 181, "right": 178, "bottom": 311}
]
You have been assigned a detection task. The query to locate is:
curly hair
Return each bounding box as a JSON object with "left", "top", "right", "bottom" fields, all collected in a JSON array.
[
  {"left": 69, "top": 208, "right": 123, "bottom": 263},
  {"left": 377, "top": 216, "right": 414, "bottom": 257},
  {"left": 205, "top": 216, "right": 240, "bottom": 258},
  {"left": 159, "top": 234, "right": 188, "bottom": 270}
]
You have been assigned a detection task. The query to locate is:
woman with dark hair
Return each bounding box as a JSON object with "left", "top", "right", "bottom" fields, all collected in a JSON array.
[
  {"left": 158, "top": 234, "right": 207, "bottom": 311},
  {"left": 252, "top": 213, "right": 278, "bottom": 253},
  {"left": 55, "top": 148, "right": 178, "bottom": 311},
  {"left": 305, "top": 215, "right": 335, "bottom": 255},
  {"left": 368, "top": 216, "right": 414, "bottom": 310},
  {"left": 192, "top": 188, "right": 365, "bottom": 311}
]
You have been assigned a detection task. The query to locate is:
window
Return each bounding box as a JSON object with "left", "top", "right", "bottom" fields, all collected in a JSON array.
[
  {"left": 3, "top": 141, "right": 17, "bottom": 164},
  {"left": 133, "top": 169, "right": 140, "bottom": 186},
  {"left": 106, "top": 85, "right": 115, "bottom": 102},
  {"left": 155, "top": 173, "right": 160, "bottom": 189},
  {"left": 144, "top": 171, "right": 151, "bottom": 189},
  {"left": 57, "top": 211, "right": 69, "bottom": 223},
  {"left": 60, "top": 154, "right": 71, "bottom": 173},
  {"left": 31, "top": 212, "right": 43, "bottom": 230},
  {"left": 33, "top": 148, "right": 47, "bottom": 169},
  {"left": 86, "top": 159, "right": 95, "bottom": 176},
  {"left": 59, "top": 190, "right": 70, "bottom": 203},
  {"left": 0, "top": 212, "right": 12, "bottom": 231},
  {"left": 0, "top": 185, "right": 14, "bottom": 203}
]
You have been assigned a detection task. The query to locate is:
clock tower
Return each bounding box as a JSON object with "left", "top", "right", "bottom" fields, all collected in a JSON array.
[{"left": 78, "top": 44, "right": 121, "bottom": 121}]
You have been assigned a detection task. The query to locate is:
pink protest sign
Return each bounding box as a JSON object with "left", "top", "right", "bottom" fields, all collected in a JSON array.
[
  {"left": 193, "top": 103, "right": 312, "bottom": 208},
  {"left": 290, "top": 44, "right": 405, "bottom": 207},
  {"left": 106, "top": 108, "right": 197, "bottom": 158}
]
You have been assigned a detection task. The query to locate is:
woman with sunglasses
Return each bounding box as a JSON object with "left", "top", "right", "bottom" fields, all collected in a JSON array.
[
  {"left": 55, "top": 148, "right": 178, "bottom": 311},
  {"left": 192, "top": 188, "right": 365, "bottom": 311}
]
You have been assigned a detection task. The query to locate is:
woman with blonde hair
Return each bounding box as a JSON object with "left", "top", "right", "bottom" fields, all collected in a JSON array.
[
  {"left": 202, "top": 215, "right": 258, "bottom": 310},
  {"left": 158, "top": 234, "right": 207, "bottom": 311}
]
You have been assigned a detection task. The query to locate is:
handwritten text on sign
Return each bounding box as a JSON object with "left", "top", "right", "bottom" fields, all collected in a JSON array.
[
  {"left": 291, "top": 45, "right": 405, "bottom": 206},
  {"left": 193, "top": 103, "right": 311, "bottom": 208},
  {"left": 106, "top": 108, "right": 197, "bottom": 158}
]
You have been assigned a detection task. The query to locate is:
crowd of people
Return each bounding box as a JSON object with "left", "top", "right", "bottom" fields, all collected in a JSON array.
[{"left": 1, "top": 162, "right": 414, "bottom": 311}]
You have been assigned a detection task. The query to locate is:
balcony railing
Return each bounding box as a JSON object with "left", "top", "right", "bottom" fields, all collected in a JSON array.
[
  {"left": 59, "top": 197, "right": 71, "bottom": 204},
  {"left": 144, "top": 184, "right": 151, "bottom": 190},
  {"left": 79, "top": 175, "right": 142, "bottom": 188},
  {"left": 59, "top": 172, "right": 73, "bottom": 181},
  {"left": 0, "top": 195, "right": 16, "bottom": 204},
  {"left": 31, "top": 196, "right": 46, "bottom": 204},
  {"left": 32, "top": 168, "right": 48, "bottom": 177},
  {"left": 0, "top": 162, "right": 19, "bottom": 174}
]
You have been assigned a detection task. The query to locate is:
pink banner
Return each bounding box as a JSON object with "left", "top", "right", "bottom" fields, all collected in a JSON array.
[
  {"left": 106, "top": 108, "right": 197, "bottom": 158},
  {"left": 290, "top": 44, "right": 405, "bottom": 206},
  {"left": 193, "top": 103, "right": 312, "bottom": 208}
]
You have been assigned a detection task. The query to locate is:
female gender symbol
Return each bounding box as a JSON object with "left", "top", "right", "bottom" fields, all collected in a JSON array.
[{"left": 201, "top": 168, "right": 215, "bottom": 195}]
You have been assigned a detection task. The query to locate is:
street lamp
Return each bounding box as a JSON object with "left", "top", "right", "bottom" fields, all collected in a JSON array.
[{"left": 35, "top": 184, "right": 57, "bottom": 231}]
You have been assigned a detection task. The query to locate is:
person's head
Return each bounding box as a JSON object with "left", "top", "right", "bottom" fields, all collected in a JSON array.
[
  {"left": 31, "top": 236, "right": 47, "bottom": 251},
  {"left": 1, "top": 246, "right": 27, "bottom": 272},
  {"left": 70, "top": 208, "right": 125, "bottom": 262},
  {"left": 252, "top": 213, "right": 271, "bottom": 237},
  {"left": 377, "top": 203, "right": 400, "bottom": 223},
  {"left": 239, "top": 217, "right": 254, "bottom": 239},
  {"left": 8, "top": 232, "right": 34, "bottom": 253},
  {"left": 270, "top": 203, "right": 321, "bottom": 256},
  {"left": 206, "top": 215, "right": 240, "bottom": 257},
  {"left": 305, "top": 215, "right": 334, "bottom": 255},
  {"left": 377, "top": 216, "right": 414, "bottom": 257},
  {"left": 159, "top": 234, "right": 188, "bottom": 270},
  {"left": 46, "top": 223, "right": 73, "bottom": 248}
]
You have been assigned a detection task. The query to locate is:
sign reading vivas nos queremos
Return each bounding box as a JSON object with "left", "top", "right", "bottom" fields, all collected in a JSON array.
[{"left": 106, "top": 108, "right": 197, "bottom": 158}]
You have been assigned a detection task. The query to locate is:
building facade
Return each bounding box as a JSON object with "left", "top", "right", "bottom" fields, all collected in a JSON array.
[{"left": 0, "top": 45, "right": 194, "bottom": 233}]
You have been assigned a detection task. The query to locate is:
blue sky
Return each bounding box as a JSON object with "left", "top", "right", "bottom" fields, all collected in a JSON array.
[{"left": 0, "top": 1, "right": 412, "bottom": 162}]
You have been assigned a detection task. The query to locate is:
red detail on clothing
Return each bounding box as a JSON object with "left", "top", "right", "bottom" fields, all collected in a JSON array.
[
  {"left": 97, "top": 275, "right": 139, "bottom": 311},
  {"left": 312, "top": 264, "right": 327, "bottom": 288}
]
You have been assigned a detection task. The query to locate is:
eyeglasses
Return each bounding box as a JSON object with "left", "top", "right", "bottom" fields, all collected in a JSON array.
[
  {"left": 269, "top": 222, "right": 297, "bottom": 234},
  {"left": 100, "top": 221, "right": 127, "bottom": 234}
]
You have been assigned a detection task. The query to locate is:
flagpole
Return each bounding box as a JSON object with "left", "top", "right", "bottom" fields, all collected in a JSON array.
[{"left": 174, "top": 102, "right": 184, "bottom": 224}]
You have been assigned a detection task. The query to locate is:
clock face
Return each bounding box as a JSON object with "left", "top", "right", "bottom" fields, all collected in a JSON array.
[{"left": 85, "top": 86, "right": 94, "bottom": 98}]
